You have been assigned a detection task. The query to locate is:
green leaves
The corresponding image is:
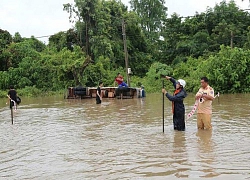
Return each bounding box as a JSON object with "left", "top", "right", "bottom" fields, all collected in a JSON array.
[
  {"left": 174, "top": 46, "right": 250, "bottom": 93},
  {"left": 133, "top": 62, "right": 173, "bottom": 93}
]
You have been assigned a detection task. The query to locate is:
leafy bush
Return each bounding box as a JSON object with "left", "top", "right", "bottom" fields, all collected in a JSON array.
[
  {"left": 17, "top": 86, "right": 42, "bottom": 97},
  {"left": 130, "top": 62, "right": 173, "bottom": 93},
  {"left": 0, "top": 90, "right": 7, "bottom": 98}
]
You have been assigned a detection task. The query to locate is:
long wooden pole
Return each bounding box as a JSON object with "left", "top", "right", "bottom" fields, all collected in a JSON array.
[
  {"left": 162, "top": 80, "right": 164, "bottom": 133},
  {"left": 11, "top": 107, "right": 13, "bottom": 125}
]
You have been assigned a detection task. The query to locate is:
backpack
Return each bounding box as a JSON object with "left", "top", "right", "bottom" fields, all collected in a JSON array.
[{"left": 16, "top": 96, "right": 21, "bottom": 105}]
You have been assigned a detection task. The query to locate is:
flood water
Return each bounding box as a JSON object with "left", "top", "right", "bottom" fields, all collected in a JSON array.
[{"left": 0, "top": 93, "right": 249, "bottom": 180}]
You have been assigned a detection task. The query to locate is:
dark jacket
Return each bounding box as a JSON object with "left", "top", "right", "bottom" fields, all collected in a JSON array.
[
  {"left": 96, "top": 86, "right": 102, "bottom": 104},
  {"left": 165, "top": 78, "right": 187, "bottom": 131},
  {"left": 8, "top": 89, "right": 17, "bottom": 102},
  {"left": 165, "top": 78, "right": 187, "bottom": 115}
]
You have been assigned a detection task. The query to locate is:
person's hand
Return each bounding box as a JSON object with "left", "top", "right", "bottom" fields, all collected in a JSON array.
[
  {"left": 162, "top": 88, "right": 167, "bottom": 94},
  {"left": 196, "top": 95, "right": 201, "bottom": 100},
  {"left": 165, "top": 76, "right": 171, "bottom": 80},
  {"left": 202, "top": 94, "right": 208, "bottom": 100}
]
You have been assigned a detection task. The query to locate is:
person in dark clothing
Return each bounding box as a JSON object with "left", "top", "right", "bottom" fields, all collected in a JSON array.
[
  {"left": 96, "top": 82, "right": 103, "bottom": 104},
  {"left": 7, "top": 85, "right": 17, "bottom": 109},
  {"left": 162, "top": 76, "right": 187, "bottom": 131}
]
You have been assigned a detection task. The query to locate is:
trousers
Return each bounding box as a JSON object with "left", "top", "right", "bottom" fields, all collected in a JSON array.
[{"left": 197, "top": 113, "right": 212, "bottom": 130}]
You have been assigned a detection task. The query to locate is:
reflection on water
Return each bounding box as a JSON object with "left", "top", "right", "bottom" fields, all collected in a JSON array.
[
  {"left": 0, "top": 93, "right": 250, "bottom": 179},
  {"left": 196, "top": 130, "right": 218, "bottom": 178},
  {"left": 196, "top": 130, "right": 213, "bottom": 152},
  {"left": 172, "top": 131, "right": 188, "bottom": 178}
]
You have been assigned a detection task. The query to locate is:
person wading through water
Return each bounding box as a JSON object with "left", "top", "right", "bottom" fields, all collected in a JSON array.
[
  {"left": 162, "top": 76, "right": 187, "bottom": 131},
  {"left": 195, "top": 77, "right": 214, "bottom": 130},
  {"left": 7, "top": 85, "right": 18, "bottom": 111},
  {"left": 96, "top": 82, "right": 103, "bottom": 104}
]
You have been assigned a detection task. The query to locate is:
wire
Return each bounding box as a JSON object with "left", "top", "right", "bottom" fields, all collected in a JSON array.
[{"left": 34, "top": 31, "right": 68, "bottom": 39}]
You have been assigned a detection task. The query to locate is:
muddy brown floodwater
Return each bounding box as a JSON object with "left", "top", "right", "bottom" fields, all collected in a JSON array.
[{"left": 0, "top": 93, "right": 249, "bottom": 179}]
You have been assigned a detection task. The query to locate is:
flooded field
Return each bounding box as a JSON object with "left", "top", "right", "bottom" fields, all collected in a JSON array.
[{"left": 0, "top": 93, "right": 249, "bottom": 179}]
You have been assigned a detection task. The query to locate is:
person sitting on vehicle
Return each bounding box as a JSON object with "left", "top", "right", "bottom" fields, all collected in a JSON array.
[{"left": 114, "top": 73, "right": 128, "bottom": 88}]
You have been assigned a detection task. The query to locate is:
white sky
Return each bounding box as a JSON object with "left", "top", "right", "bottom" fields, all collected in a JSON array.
[{"left": 0, "top": 0, "right": 249, "bottom": 44}]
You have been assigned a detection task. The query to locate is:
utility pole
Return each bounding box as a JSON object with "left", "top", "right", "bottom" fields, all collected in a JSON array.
[{"left": 122, "top": 19, "right": 130, "bottom": 87}]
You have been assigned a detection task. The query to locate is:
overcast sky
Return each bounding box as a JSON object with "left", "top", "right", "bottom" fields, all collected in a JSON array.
[{"left": 0, "top": 0, "right": 249, "bottom": 43}]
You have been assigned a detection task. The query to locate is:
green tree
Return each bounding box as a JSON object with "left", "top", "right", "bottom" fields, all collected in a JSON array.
[
  {"left": 48, "top": 29, "right": 78, "bottom": 52},
  {"left": 160, "top": 13, "right": 185, "bottom": 64},
  {"left": 13, "top": 32, "right": 23, "bottom": 43},
  {"left": 5, "top": 40, "right": 40, "bottom": 68},
  {"left": 64, "top": 0, "right": 98, "bottom": 58},
  {"left": 130, "top": 0, "right": 167, "bottom": 40},
  {"left": 0, "top": 29, "right": 13, "bottom": 71},
  {"left": 0, "top": 29, "right": 12, "bottom": 49},
  {"left": 205, "top": 46, "right": 250, "bottom": 93},
  {"left": 130, "top": 0, "right": 168, "bottom": 64},
  {"left": 139, "top": 62, "right": 173, "bottom": 92}
]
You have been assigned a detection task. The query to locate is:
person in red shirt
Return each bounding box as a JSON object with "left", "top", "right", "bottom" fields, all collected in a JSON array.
[{"left": 114, "top": 73, "right": 128, "bottom": 87}]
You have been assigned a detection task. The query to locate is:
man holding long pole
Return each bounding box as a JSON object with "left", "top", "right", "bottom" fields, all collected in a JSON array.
[{"left": 7, "top": 85, "right": 17, "bottom": 124}]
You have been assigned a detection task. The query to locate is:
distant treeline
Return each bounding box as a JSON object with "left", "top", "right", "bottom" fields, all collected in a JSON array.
[{"left": 0, "top": 0, "right": 250, "bottom": 97}]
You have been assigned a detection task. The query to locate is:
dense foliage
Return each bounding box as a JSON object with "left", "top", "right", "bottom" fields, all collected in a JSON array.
[{"left": 1, "top": 0, "right": 250, "bottom": 97}]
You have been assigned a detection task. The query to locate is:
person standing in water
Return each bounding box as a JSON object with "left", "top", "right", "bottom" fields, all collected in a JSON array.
[
  {"left": 7, "top": 85, "right": 17, "bottom": 110},
  {"left": 195, "top": 77, "right": 214, "bottom": 130},
  {"left": 162, "top": 76, "right": 187, "bottom": 131},
  {"left": 96, "top": 82, "right": 103, "bottom": 104}
]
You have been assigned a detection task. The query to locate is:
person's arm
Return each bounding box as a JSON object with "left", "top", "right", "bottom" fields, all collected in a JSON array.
[
  {"left": 166, "top": 91, "right": 185, "bottom": 102},
  {"left": 164, "top": 76, "right": 177, "bottom": 88},
  {"left": 202, "top": 89, "right": 214, "bottom": 101},
  {"left": 202, "top": 94, "right": 213, "bottom": 101},
  {"left": 162, "top": 88, "right": 185, "bottom": 102},
  {"left": 169, "top": 77, "right": 177, "bottom": 89},
  {"left": 99, "top": 90, "right": 102, "bottom": 100},
  {"left": 165, "top": 76, "right": 171, "bottom": 80},
  {"left": 118, "top": 77, "right": 123, "bottom": 81},
  {"left": 169, "top": 77, "right": 176, "bottom": 83},
  {"left": 6, "top": 95, "right": 9, "bottom": 105},
  {"left": 195, "top": 89, "right": 203, "bottom": 100},
  {"left": 7, "top": 90, "right": 11, "bottom": 100}
]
